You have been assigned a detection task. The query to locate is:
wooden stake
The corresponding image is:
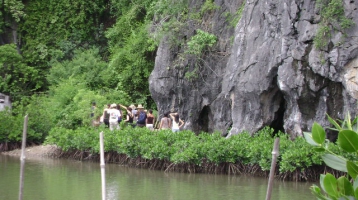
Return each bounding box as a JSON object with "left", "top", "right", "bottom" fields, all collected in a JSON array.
[
  {"left": 99, "top": 131, "right": 106, "bottom": 200},
  {"left": 265, "top": 138, "right": 280, "bottom": 200},
  {"left": 18, "top": 115, "right": 28, "bottom": 200}
]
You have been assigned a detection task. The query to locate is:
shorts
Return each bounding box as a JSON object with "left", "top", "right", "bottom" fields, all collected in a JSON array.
[
  {"left": 146, "top": 124, "right": 154, "bottom": 130},
  {"left": 136, "top": 123, "right": 145, "bottom": 128}
]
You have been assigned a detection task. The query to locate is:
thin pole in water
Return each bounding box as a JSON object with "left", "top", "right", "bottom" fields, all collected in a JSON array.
[
  {"left": 99, "top": 131, "right": 106, "bottom": 200},
  {"left": 265, "top": 138, "right": 280, "bottom": 200},
  {"left": 18, "top": 114, "right": 28, "bottom": 200}
]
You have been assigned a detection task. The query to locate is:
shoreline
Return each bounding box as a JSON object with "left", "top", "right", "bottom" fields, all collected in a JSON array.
[
  {"left": 1, "top": 145, "right": 60, "bottom": 158},
  {"left": 1, "top": 144, "right": 344, "bottom": 182}
]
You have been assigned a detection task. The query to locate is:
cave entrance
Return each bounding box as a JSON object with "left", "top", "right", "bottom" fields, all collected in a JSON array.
[
  {"left": 270, "top": 94, "right": 285, "bottom": 134},
  {"left": 198, "top": 105, "right": 211, "bottom": 133}
]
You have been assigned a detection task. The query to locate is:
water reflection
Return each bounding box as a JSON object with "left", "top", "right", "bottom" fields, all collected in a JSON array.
[{"left": 0, "top": 154, "right": 314, "bottom": 200}]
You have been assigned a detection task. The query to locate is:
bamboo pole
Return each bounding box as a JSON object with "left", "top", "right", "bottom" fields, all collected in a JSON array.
[
  {"left": 265, "top": 138, "right": 280, "bottom": 200},
  {"left": 18, "top": 115, "right": 28, "bottom": 200},
  {"left": 99, "top": 131, "right": 106, "bottom": 200}
]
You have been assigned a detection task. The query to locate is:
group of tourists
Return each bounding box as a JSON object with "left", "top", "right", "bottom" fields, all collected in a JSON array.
[{"left": 99, "top": 103, "right": 185, "bottom": 132}]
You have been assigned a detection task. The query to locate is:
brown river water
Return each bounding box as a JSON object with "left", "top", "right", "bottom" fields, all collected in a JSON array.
[{"left": 0, "top": 154, "right": 315, "bottom": 200}]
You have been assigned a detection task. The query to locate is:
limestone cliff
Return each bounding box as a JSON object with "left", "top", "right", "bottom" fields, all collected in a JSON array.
[{"left": 149, "top": 0, "right": 358, "bottom": 138}]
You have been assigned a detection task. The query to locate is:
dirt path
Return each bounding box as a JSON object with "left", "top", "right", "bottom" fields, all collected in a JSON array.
[{"left": 1, "top": 145, "right": 60, "bottom": 158}]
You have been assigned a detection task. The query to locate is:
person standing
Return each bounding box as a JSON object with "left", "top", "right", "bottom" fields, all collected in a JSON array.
[
  {"left": 108, "top": 103, "right": 121, "bottom": 131},
  {"left": 159, "top": 112, "right": 171, "bottom": 130},
  {"left": 116, "top": 104, "right": 123, "bottom": 124},
  {"left": 136, "top": 104, "right": 147, "bottom": 128},
  {"left": 130, "top": 104, "right": 137, "bottom": 123},
  {"left": 169, "top": 112, "right": 184, "bottom": 132},
  {"left": 146, "top": 109, "right": 155, "bottom": 130},
  {"left": 119, "top": 104, "right": 135, "bottom": 127},
  {"left": 102, "top": 104, "right": 111, "bottom": 128}
]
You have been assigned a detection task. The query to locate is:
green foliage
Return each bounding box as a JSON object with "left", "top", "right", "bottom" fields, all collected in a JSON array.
[
  {"left": 47, "top": 48, "right": 113, "bottom": 91},
  {"left": 280, "top": 135, "right": 322, "bottom": 172},
  {"left": 44, "top": 125, "right": 324, "bottom": 175},
  {"left": 147, "top": 0, "right": 188, "bottom": 46},
  {"left": 314, "top": 0, "right": 354, "bottom": 49},
  {"left": 0, "top": 44, "right": 41, "bottom": 100},
  {"left": 0, "top": 109, "right": 22, "bottom": 142},
  {"left": 186, "top": 29, "right": 217, "bottom": 56},
  {"left": 46, "top": 126, "right": 100, "bottom": 152},
  {"left": 46, "top": 79, "right": 129, "bottom": 129},
  {"left": 199, "top": 0, "right": 219, "bottom": 16},
  {"left": 106, "top": 16, "right": 156, "bottom": 107},
  {"left": 304, "top": 113, "right": 358, "bottom": 199},
  {"left": 16, "top": 95, "right": 54, "bottom": 141},
  {"left": 0, "top": 108, "right": 44, "bottom": 143},
  {"left": 3, "top": 0, "right": 26, "bottom": 22},
  {"left": 17, "top": 0, "right": 109, "bottom": 92},
  {"left": 184, "top": 68, "right": 198, "bottom": 81}
]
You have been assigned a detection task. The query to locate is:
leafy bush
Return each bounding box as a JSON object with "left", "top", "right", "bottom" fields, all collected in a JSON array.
[
  {"left": 304, "top": 113, "right": 358, "bottom": 199},
  {"left": 0, "top": 107, "right": 45, "bottom": 144},
  {"left": 44, "top": 125, "right": 325, "bottom": 176},
  {"left": 187, "top": 29, "right": 217, "bottom": 56},
  {"left": 280, "top": 136, "right": 322, "bottom": 172}
]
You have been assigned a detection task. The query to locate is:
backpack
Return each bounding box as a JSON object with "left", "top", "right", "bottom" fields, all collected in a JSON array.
[{"left": 137, "top": 111, "right": 146, "bottom": 124}]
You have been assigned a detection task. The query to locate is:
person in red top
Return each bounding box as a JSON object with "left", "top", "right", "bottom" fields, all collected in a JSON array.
[{"left": 146, "top": 109, "right": 155, "bottom": 130}]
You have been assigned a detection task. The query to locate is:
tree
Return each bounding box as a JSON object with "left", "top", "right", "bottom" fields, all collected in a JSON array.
[{"left": 0, "top": 44, "right": 40, "bottom": 100}]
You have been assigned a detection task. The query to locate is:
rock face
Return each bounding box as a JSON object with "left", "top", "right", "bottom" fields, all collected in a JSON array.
[{"left": 149, "top": 0, "right": 358, "bottom": 138}]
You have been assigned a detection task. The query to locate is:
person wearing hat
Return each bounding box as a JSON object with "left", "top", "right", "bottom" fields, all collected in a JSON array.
[
  {"left": 136, "top": 104, "right": 147, "bottom": 127},
  {"left": 130, "top": 104, "right": 138, "bottom": 123},
  {"left": 108, "top": 103, "right": 121, "bottom": 131}
]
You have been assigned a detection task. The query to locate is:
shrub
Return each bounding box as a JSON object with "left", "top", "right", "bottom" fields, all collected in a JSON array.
[{"left": 304, "top": 113, "right": 358, "bottom": 199}]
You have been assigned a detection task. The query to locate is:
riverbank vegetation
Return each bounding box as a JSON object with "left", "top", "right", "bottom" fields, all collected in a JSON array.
[
  {"left": 41, "top": 125, "right": 345, "bottom": 181},
  {"left": 304, "top": 114, "right": 358, "bottom": 199}
]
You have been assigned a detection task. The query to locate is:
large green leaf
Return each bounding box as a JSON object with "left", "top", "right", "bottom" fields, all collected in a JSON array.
[
  {"left": 347, "top": 161, "right": 358, "bottom": 179},
  {"left": 312, "top": 122, "right": 326, "bottom": 145},
  {"left": 320, "top": 174, "right": 326, "bottom": 193},
  {"left": 323, "top": 173, "right": 338, "bottom": 198},
  {"left": 322, "top": 154, "right": 347, "bottom": 172},
  {"left": 303, "top": 132, "right": 319, "bottom": 146},
  {"left": 338, "top": 130, "right": 358, "bottom": 152},
  {"left": 355, "top": 185, "right": 358, "bottom": 200},
  {"left": 346, "top": 112, "right": 353, "bottom": 130},
  {"left": 337, "top": 176, "right": 354, "bottom": 196},
  {"left": 310, "top": 185, "right": 328, "bottom": 200},
  {"left": 354, "top": 177, "right": 358, "bottom": 190},
  {"left": 327, "top": 113, "right": 342, "bottom": 131},
  {"left": 352, "top": 116, "right": 358, "bottom": 132},
  {"left": 313, "top": 147, "right": 326, "bottom": 152}
]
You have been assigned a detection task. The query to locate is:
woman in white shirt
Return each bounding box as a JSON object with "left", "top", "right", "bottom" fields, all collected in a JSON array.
[
  {"left": 108, "top": 103, "right": 121, "bottom": 131},
  {"left": 169, "top": 112, "right": 184, "bottom": 132}
]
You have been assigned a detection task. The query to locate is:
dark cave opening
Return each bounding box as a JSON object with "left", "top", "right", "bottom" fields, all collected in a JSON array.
[
  {"left": 198, "top": 105, "right": 211, "bottom": 133},
  {"left": 270, "top": 94, "right": 285, "bottom": 135}
]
